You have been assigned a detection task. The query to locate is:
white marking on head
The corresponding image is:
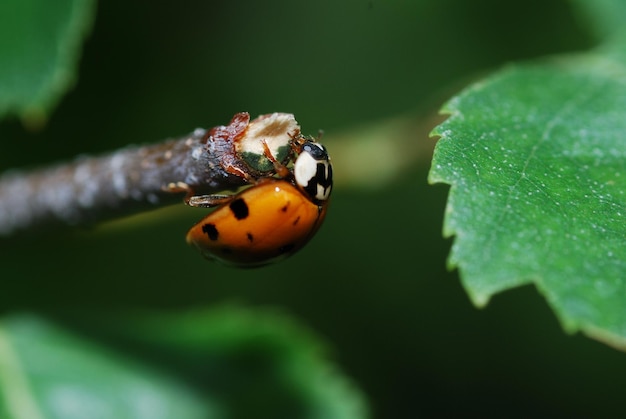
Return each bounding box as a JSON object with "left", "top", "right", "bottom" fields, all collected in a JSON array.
[{"left": 294, "top": 151, "right": 318, "bottom": 190}]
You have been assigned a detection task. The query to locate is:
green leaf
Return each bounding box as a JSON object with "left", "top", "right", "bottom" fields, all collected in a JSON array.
[
  {"left": 0, "top": 307, "right": 368, "bottom": 419},
  {"left": 0, "top": 315, "right": 214, "bottom": 419},
  {"left": 113, "top": 305, "right": 368, "bottom": 419},
  {"left": 0, "top": 0, "right": 96, "bottom": 125},
  {"left": 571, "top": 0, "right": 626, "bottom": 41},
  {"left": 429, "top": 53, "right": 626, "bottom": 350}
]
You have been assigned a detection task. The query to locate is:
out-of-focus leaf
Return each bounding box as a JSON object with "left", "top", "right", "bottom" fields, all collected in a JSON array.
[
  {"left": 0, "top": 0, "right": 96, "bottom": 126},
  {"left": 0, "top": 315, "right": 215, "bottom": 419},
  {"left": 114, "top": 305, "right": 369, "bottom": 419},
  {"left": 571, "top": 0, "right": 626, "bottom": 41}
]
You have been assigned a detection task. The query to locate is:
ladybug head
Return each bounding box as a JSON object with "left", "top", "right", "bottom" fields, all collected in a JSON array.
[{"left": 293, "top": 141, "right": 333, "bottom": 203}]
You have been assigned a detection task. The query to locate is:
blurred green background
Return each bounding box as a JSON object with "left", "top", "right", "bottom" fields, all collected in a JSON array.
[{"left": 3, "top": 0, "right": 626, "bottom": 417}]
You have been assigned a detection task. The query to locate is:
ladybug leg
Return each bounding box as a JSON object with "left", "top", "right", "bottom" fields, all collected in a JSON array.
[
  {"left": 224, "top": 162, "right": 253, "bottom": 181},
  {"left": 164, "top": 182, "right": 235, "bottom": 207},
  {"left": 186, "top": 194, "right": 234, "bottom": 208},
  {"left": 261, "top": 140, "right": 291, "bottom": 178},
  {"left": 288, "top": 131, "right": 304, "bottom": 154}
]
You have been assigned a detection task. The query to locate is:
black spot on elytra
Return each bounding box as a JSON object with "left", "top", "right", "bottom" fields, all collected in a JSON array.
[
  {"left": 278, "top": 243, "right": 296, "bottom": 254},
  {"left": 202, "top": 223, "right": 219, "bottom": 241},
  {"left": 247, "top": 232, "right": 254, "bottom": 242},
  {"left": 281, "top": 202, "right": 290, "bottom": 212},
  {"left": 292, "top": 216, "right": 301, "bottom": 226},
  {"left": 229, "top": 198, "right": 249, "bottom": 220}
]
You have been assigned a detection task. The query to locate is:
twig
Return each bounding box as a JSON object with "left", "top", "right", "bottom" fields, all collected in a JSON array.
[{"left": 0, "top": 112, "right": 301, "bottom": 236}]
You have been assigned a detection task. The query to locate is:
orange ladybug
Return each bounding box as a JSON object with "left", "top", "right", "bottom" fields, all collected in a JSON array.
[{"left": 186, "top": 140, "right": 332, "bottom": 267}]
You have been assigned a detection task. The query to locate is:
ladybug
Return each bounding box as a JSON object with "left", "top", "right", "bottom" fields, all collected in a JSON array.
[{"left": 186, "top": 139, "right": 333, "bottom": 267}]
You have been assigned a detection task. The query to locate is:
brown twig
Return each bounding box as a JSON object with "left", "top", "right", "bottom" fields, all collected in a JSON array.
[
  {"left": 0, "top": 127, "right": 250, "bottom": 235},
  {"left": 0, "top": 112, "right": 306, "bottom": 236},
  {"left": 0, "top": 112, "right": 304, "bottom": 236}
]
